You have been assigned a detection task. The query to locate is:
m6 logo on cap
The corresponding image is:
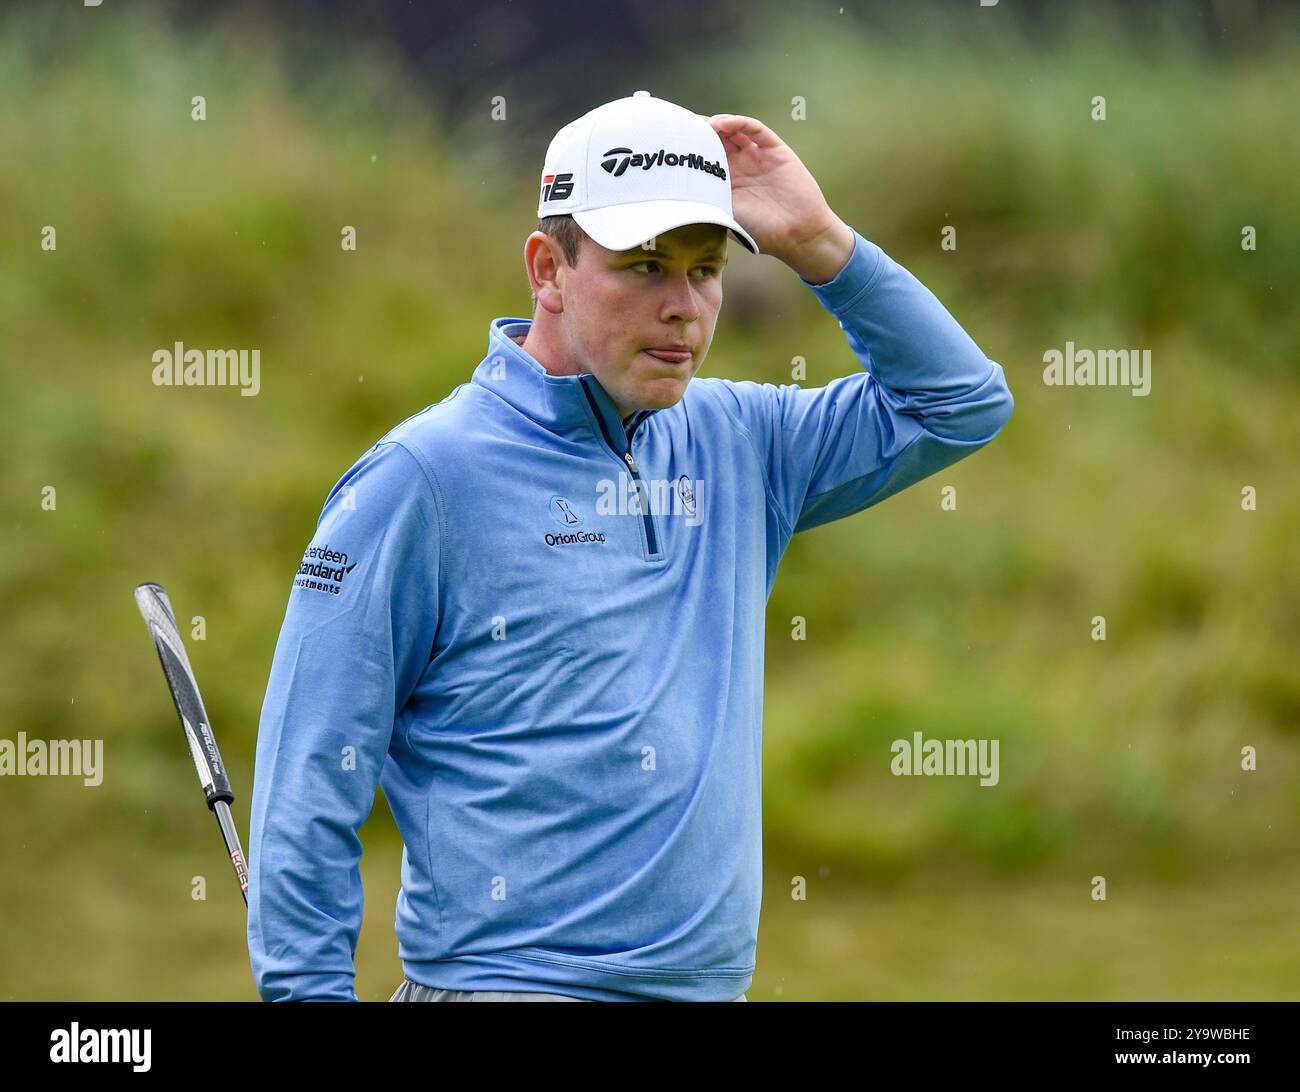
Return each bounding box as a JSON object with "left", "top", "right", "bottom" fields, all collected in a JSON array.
[{"left": 541, "top": 172, "right": 574, "bottom": 203}]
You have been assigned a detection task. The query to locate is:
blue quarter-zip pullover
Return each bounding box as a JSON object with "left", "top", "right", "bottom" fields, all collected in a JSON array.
[{"left": 247, "top": 227, "right": 1013, "bottom": 1001}]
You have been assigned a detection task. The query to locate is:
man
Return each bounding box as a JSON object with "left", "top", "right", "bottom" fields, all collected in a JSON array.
[{"left": 247, "top": 91, "right": 1013, "bottom": 1002}]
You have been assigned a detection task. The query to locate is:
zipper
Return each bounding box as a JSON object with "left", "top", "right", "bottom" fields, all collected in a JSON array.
[{"left": 579, "top": 379, "right": 661, "bottom": 559}]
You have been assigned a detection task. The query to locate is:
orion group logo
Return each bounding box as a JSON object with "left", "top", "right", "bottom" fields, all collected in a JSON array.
[
  {"left": 546, "top": 495, "right": 606, "bottom": 547},
  {"left": 548, "top": 495, "right": 582, "bottom": 527},
  {"left": 548, "top": 496, "right": 608, "bottom": 546},
  {"left": 599, "top": 147, "right": 727, "bottom": 181}
]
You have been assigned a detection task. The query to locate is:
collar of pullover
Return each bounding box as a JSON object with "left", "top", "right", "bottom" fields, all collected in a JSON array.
[{"left": 473, "top": 318, "right": 659, "bottom": 449}]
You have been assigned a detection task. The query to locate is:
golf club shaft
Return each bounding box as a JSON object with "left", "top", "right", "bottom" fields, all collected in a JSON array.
[{"left": 214, "top": 800, "right": 250, "bottom": 905}]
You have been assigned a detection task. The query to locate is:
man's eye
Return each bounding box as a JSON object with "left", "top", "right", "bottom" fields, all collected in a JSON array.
[{"left": 629, "top": 261, "right": 718, "bottom": 277}]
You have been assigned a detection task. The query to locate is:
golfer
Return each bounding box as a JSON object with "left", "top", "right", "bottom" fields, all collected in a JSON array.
[{"left": 247, "top": 91, "right": 1014, "bottom": 1002}]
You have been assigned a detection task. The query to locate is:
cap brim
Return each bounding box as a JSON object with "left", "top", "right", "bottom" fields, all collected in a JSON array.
[{"left": 574, "top": 200, "right": 759, "bottom": 255}]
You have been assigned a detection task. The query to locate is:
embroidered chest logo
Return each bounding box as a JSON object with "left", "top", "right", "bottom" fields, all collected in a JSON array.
[
  {"left": 545, "top": 496, "right": 606, "bottom": 548},
  {"left": 594, "top": 471, "right": 706, "bottom": 527},
  {"left": 676, "top": 474, "right": 698, "bottom": 516}
]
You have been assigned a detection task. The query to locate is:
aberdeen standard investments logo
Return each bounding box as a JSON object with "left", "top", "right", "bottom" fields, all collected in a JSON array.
[{"left": 294, "top": 543, "right": 358, "bottom": 594}]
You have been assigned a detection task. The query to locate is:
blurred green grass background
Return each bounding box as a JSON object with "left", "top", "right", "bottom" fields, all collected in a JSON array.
[{"left": 1, "top": 3, "right": 1297, "bottom": 1000}]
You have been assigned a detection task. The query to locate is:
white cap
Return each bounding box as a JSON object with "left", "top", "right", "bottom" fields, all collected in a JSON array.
[{"left": 537, "top": 90, "right": 759, "bottom": 255}]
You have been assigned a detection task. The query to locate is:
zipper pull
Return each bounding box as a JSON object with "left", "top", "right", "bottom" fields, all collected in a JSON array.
[{"left": 623, "top": 451, "right": 639, "bottom": 474}]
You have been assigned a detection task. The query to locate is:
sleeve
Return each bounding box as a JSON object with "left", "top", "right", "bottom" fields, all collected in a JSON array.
[
  {"left": 708, "top": 226, "right": 1014, "bottom": 537},
  {"left": 246, "top": 439, "right": 442, "bottom": 1002}
]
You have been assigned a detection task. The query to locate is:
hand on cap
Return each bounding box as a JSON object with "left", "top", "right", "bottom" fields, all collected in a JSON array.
[{"left": 706, "top": 114, "right": 854, "bottom": 284}]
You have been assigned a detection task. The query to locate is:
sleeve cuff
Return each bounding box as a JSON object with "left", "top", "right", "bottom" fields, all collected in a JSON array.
[
  {"left": 258, "top": 970, "right": 360, "bottom": 1002},
  {"left": 800, "top": 228, "right": 886, "bottom": 313}
]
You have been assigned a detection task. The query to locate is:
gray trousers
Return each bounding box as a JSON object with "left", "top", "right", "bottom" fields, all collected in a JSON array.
[{"left": 389, "top": 978, "right": 747, "bottom": 1002}]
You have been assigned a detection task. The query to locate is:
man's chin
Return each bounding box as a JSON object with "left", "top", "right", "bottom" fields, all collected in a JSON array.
[
  {"left": 634, "top": 361, "right": 702, "bottom": 409},
  {"left": 637, "top": 380, "right": 691, "bottom": 411}
]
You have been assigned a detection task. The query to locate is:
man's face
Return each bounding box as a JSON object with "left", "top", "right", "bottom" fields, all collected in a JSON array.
[{"left": 549, "top": 222, "right": 728, "bottom": 418}]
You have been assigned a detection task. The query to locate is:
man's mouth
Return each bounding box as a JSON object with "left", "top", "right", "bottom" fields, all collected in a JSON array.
[{"left": 642, "top": 348, "right": 692, "bottom": 364}]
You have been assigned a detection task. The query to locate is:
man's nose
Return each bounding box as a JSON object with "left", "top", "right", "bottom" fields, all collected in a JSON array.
[{"left": 659, "top": 272, "right": 701, "bottom": 323}]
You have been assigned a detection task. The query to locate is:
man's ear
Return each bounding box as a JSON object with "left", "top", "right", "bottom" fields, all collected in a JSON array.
[{"left": 524, "top": 231, "right": 566, "bottom": 315}]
